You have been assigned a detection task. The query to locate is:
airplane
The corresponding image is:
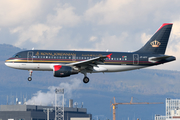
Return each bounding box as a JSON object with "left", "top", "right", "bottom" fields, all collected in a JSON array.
[{"left": 5, "top": 23, "right": 176, "bottom": 83}]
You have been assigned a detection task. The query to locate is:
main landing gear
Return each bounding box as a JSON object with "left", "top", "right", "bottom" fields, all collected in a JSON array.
[
  {"left": 83, "top": 77, "right": 89, "bottom": 83},
  {"left": 28, "top": 70, "right": 33, "bottom": 81},
  {"left": 82, "top": 71, "right": 89, "bottom": 83}
]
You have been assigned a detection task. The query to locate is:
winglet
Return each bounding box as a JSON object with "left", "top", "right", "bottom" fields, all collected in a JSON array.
[{"left": 106, "top": 53, "right": 112, "bottom": 59}]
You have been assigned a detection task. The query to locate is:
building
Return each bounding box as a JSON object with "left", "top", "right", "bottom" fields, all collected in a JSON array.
[
  {"left": 0, "top": 100, "right": 92, "bottom": 120},
  {"left": 155, "top": 98, "right": 180, "bottom": 120}
]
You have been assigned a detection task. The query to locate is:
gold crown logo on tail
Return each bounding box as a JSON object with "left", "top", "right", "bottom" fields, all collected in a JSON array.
[{"left": 150, "top": 40, "right": 161, "bottom": 47}]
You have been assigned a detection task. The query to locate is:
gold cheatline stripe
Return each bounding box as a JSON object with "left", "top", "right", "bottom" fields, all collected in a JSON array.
[
  {"left": 7, "top": 60, "right": 75, "bottom": 63},
  {"left": 7, "top": 59, "right": 127, "bottom": 63},
  {"left": 6, "top": 59, "right": 151, "bottom": 64}
]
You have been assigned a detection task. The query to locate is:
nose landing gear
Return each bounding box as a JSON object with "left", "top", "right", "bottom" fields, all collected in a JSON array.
[
  {"left": 28, "top": 77, "right": 32, "bottom": 81},
  {"left": 28, "top": 70, "right": 33, "bottom": 81}
]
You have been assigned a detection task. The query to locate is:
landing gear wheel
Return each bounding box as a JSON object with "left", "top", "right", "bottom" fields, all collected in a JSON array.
[
  {"left": 28, "top": 77, "right": 32, "bottom": 81},
  {"left": 83, "top": 77, "right": 89, "bottom": 83},
  {"left": 28, "top": 70, "right": 33, "bottom": 81}
]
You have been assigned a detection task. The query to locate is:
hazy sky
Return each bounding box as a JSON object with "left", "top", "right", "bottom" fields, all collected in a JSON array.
[{"left": 0, "top": 0, "right": 180, "bottom": 71}]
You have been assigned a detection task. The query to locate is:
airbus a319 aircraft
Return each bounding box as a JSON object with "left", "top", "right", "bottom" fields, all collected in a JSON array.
[{"left": 5, "top": 23, "right": 176, "bottom": 83}]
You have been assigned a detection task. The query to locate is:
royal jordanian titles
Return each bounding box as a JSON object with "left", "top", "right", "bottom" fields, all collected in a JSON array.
[{"left": 5, "top": 23, "right": 176, "bottom": 83}]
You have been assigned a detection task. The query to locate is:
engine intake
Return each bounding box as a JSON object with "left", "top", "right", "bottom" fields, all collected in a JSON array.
[{"left": 53, "top": 65, "right": 78, "bottom": 77}]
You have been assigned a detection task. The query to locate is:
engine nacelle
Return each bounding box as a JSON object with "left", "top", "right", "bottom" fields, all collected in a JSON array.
[{"left": 53, "top": 65, "right": 78, "bottom": 77}]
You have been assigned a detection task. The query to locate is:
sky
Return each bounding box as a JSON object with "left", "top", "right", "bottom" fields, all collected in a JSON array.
[{"left": 0, "top": 0, "right": 180, "bottom": 71}]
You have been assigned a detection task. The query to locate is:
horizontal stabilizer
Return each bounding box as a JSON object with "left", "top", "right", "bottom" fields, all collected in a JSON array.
[
  {"left": 150, "top": 56, "right": 172, "bottom": 61},
  {"left": 149, "top": 55, "right": 174, "bottom": 63}
]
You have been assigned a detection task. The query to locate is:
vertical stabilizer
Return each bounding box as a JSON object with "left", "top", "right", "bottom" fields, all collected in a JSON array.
[{"left": 136, "top": 23, "right": 173, "bottom": 54}]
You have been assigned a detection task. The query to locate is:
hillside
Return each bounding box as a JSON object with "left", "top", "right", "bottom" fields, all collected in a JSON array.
[{"left": 0, "top": 44, "right": 24, "bottom": 61}]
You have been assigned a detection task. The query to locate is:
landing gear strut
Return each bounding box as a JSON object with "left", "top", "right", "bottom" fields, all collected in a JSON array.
[
  {"left": 28, "top": 70, "right": 33, "bottom": 81},
  {"left": 82, "top": 71, "right": 89, "bottom": 83}
]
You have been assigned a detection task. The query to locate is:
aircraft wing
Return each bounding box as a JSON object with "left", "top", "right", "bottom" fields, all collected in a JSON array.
[{"left": 67, "top": 53, "right": 112, "bottom": 72}]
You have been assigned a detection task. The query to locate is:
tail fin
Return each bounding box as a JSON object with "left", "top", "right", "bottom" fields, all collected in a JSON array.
[{"left": 136, "top": 23, "right": 173, "bottom": 54}]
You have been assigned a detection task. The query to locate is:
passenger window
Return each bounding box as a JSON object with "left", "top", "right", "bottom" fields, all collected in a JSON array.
[{"left": 111, "top": 58, "right": 113, "bottom": 60}]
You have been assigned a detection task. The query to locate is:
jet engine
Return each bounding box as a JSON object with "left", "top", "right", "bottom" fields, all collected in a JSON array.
[{"left": 53, "top": 65, "right": 78, "bottom": 77}]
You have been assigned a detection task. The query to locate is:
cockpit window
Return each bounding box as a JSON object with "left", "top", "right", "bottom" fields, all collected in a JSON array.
[
  {"left": 12, "top": 54, "right": 17, "bottom": 58},
  {"left": 15, "top": 55, "right": 19, "bottom": 58},
  {"left": 12, "top": 54, "right": 21, "bottom": 58}
]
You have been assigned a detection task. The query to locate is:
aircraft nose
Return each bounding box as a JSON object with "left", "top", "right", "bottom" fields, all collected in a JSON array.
[
  {"left": 5, "top": 59, "right": 18, "bottom": 69},
  {"left": 5, "top": 59, "right": 12, "bottom": 67},
  {"left": 5, "top": 60, "right": 9, "bottom": 66}
]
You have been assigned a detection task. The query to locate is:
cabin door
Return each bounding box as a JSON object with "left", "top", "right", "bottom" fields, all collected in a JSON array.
[
  {"left": 27, "top": 51, "right": 33, "bottom": 62},
  {"left": 133, "top": 54, "right": 139, "bottom": 64}
]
